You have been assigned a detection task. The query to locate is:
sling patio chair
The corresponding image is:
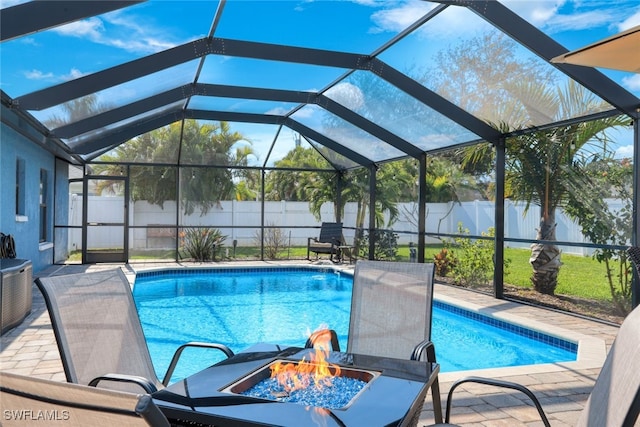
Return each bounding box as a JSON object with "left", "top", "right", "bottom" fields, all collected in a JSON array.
[
  {"left": 0, "top": 371, "right": 170, "bottom": 426},
  {"left": 307, "top": 222, "right": 344, "bottom": 262},
  {"left": 36, "top": 268, "right": 234, "bottom": 394},
  {"left": 428, "top": 301, "right": 640, "bottom": 427},
  {"left": 307, "top": 260, "right": 443, "bottom": 424}
]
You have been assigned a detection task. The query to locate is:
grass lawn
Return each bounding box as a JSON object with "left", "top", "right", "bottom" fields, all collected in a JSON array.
[{"left": 396, "top": 245, "right": 617, "bottom": 302}]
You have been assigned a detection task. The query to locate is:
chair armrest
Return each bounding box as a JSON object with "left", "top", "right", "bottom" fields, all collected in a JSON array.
[
  {"left": 443, "top": 376, "right": 551, "bottom": 427},
  {"left": 304, "top": 329, "right": 340, "bottom": 352},
  {"left": 88, "top": 373, "right": 158, "bottom": 393},
  {"left": 411, "top": 339, "right": 436, "bottom": 362},
  {"left": 136, "top": 395, "right": 171, "bottom": 427},
  {"left": 162, "top": 342, "right": 235, "bottom": 386}
]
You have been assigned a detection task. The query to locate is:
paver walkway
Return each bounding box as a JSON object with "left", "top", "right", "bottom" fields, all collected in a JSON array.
[{"left": 0, "top": 262, "right": 621, "bottom": 426}]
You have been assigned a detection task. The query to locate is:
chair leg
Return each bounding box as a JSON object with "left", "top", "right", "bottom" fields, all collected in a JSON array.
[{"left": 431, "top": 378, "right": 443, "bottom": 424}]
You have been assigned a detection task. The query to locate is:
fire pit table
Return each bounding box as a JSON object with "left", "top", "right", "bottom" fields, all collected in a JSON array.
[{"left": 154, "top": 344, "right": 440, "bottom": 427}]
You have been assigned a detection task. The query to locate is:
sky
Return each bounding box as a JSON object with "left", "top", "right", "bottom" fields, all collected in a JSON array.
[{"left": 0, "top": 0, "right": 638, "bottom": 164}]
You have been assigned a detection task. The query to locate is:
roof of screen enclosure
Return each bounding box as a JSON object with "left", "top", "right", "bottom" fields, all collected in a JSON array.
[{"left": 1, "top": 0, "right": 639, "bottom": 172}]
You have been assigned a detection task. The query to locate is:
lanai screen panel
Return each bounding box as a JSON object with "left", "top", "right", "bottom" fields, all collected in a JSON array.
[
  {"left": 213, "top": 0, "right": 435, "bottom": 53},
  {"left": 188, "top": 96, "right": 300, "bottom": 117},
  {"left": 501, "top": 0, "right": 640, "bottom": 87},
  {"left": 29, "top": 59, "right": 201, "bottom": 129},
  {"left": 303, "top": 137, "right": 361, "bottom": 171},
  {"left": 199, "top": 55, "right": 347, "bottom": 92},
  {"left": 0, "top": 1, "right": 218, "bottom": 98},
  {"left": 94, "top": 114, "right": 183, "bottom": 164},
  {"left": 0, "top": 0, "right": 638, "bottom": 169},
  {"left": 208, "top": 122, "right": 283, "bottom": 168},
  {"left": 291, "top": 104, "right": 406, "bottom": 163},
  {"left": 64, "top": 101, "right": 185, "bottom": 159},
  {"left": 378, "top": 5, "right": 614, "bottom": 131},
  {"left": 325, "top": 71, "right": 480, "bottom": 152}
]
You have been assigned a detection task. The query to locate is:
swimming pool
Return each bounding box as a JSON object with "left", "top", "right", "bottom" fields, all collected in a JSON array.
[{"left": 133, "top": 267, "right": 577, "bottom": 381}]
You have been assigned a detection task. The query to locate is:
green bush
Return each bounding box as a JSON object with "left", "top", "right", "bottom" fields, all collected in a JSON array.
[
  {"left": 180, "top": 227, "right": 226, "bottom": 261},
  {"left": 448, "top": 224, "right": 507, "bottom": 287},
  {"left": 356, "top": 229, "right": 398, "bottom": 260}
]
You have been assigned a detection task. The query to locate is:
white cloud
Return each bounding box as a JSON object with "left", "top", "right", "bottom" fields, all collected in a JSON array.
[
  {"left": 108, "top": 37, "right": 175, "bottom": 54},
  {"left": 24, "top": 67, "right": 90, "bottom": 85},
  {"left": 266, "top": 107, "right": 292, "bottom": 116},
  {"left": 622, "top": 74, "right": 640, "bottom": 92},
  {"left": 54, "top": 17, "right": 105, "bottom": 39},
  {"left": 61, "top": 68, "right": 87, "bottom": 81},
  {"left": 502, "top": 0, "right": 565, "bottom": 27},
  {"left": 616, "top": 144, "right": 634, "bottom": 159},
  {"left": 21, "top": 37, "right": 38, "bottom": 46},
  {"left": 291, "top": 106, "right": 315, "bottom": 119},
  {"left": 619, "top": 9, "right": 640, "bottom": 30},
  {"left": 369, "top": 0, "right": 436, "bottom": 34},
  {"left": 503, "top": 0, "right": 640, "bottom": 36},
  {"left": 325, "top": 83, "right": 365, "bottom": 110},
  {"left": 403, "top": 3, "right": 490, "bottom": 40},
  {"left": 50, "top": 11, "right": 181, "bottom": 55},
  {"left": 23, "top": 69, "right": 54, "bottom": 80},
  {"left": 547, "top": 10, "right": 614, "bottom": 32}
]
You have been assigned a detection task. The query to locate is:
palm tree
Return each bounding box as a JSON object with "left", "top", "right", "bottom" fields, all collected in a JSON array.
[
  {"left": 464, "top": 82, "right": 628, "bottom": 295},
  {"left": 93, "top": 120, "right": 254, "bottom": 215},
  {"left": 44, "top": 94, "right": 111, "bottom": 128},
  {"left": 265, "top": 146, "right": 333, "bottom": 201}
]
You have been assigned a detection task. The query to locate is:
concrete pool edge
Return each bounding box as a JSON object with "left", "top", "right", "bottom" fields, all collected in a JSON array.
[{"left": 434, "top": 291, "right": 608, "bottom": 382}]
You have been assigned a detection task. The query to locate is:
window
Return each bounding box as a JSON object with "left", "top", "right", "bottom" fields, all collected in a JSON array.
[
  {"left": 39, "top": 169, "right": 48, "bottom": 242},
  {"left": 16, "top": 158, "right": 26, "bottom": 216}
]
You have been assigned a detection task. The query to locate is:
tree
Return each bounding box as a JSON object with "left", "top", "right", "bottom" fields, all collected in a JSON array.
[
  {"left": 426, "top": 32, "right": 556, "bottom": 125},
  {"left": 400, "top": 156, "right": 483, "bottom": 234},
  {"left": 463, "top": 83, "right": 628, "bottom": 295},
  {"left": 430, "top": 31, "right": 629, "bottom": 296},
  {"left": 264, "top": 146, "right": 333, "bottom": 201},
  {"left": 44, "top": 94, "right": 111, "bottom": 128},
  {"left": 93, "top": 120, "right": 254, "bottom": 215},
  {"left": 564, "top": 157, "right": 634, "bottom": 314}
]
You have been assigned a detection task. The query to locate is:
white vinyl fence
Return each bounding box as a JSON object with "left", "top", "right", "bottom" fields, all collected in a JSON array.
[{"left": 68, "top": 196, "right": 627, "bottom": 256}]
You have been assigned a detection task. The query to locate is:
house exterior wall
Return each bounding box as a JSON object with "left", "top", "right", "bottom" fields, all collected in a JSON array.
[
  {"left": 0, "top": 123, "right": 67, "bottom": 273},
  {"left": 53, "top": 158, "right": 70, "bottom": 264}
]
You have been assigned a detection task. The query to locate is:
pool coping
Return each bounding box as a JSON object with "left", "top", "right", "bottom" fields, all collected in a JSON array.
[
  {"left": 128, "top": 262, "right": 608, "bottom": 384},
  {"left": 434, "top": 292, "right": 607, "bottom": 382}
]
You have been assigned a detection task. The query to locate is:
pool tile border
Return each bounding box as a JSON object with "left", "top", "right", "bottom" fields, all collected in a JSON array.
[
  {"left": 434, "top": 300, "right": 578, "bottom": 353},
  {"left": 434, "top": 292, "right": 607, "bottom": 382},
  {"left": 135, "top": 265, "right": 348, "bottom": 280}
]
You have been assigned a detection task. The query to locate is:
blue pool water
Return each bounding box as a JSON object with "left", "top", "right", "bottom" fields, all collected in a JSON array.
[{"left": 133, "top": 268, "right": 577, "bottom": 381}]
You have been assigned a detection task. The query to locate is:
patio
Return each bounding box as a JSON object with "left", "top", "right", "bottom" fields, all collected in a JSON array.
[{"left": 0, "top": 262, "right": 620, "bottom": 427}]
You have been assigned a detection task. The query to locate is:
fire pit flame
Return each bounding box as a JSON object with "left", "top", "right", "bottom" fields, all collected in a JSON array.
[{"left": 270, "top": 328, "right": 341, "bottom": 393}]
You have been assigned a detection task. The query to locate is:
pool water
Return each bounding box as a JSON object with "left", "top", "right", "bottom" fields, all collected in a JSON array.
[{"left": 133, "top": 268, "right": 577, "bottom": 381}]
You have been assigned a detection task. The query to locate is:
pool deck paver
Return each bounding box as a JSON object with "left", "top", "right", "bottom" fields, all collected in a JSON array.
[{"left": 0, "top": 261, "right": 621, "bottom": 427}]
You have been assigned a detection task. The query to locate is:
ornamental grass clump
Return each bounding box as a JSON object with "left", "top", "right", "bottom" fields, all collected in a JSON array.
[{"left": 180, "top": 227, "right": 226, "bottom": 261}]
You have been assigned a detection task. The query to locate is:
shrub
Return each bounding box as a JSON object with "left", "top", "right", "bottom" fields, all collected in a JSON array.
[
  {"left": 356, "top": 229, "right": 398, "bottom": 260},
  {"left": 180, "top": 227, "right": 226, "bottom": 261},
  {"left": 433, "top": 247, "right": 456, "bottom": 276},
  {"left": 254, "top": 224, "right": 288, "bottom": 260},
  {"left": 448, "top": 224, "right": 505, "bottom": 287}
]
